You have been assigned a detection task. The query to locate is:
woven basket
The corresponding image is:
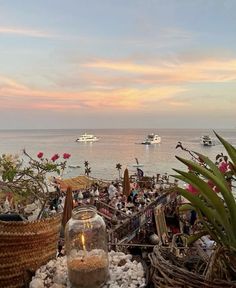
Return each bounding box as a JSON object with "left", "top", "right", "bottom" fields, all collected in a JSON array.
[
  {"left": 0, "top": 214, "right": 61, "bottom": 288},
  {"left": 149, "top": 245, "right": 236, "bottom": 288}
]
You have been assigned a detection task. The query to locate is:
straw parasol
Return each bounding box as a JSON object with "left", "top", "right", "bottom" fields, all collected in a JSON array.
[
  {"left": 123, "top": 168, "right": 131, "bottom": 197},
  {"left": 62, "top": 186, "right": 74, "bottom": 228}
]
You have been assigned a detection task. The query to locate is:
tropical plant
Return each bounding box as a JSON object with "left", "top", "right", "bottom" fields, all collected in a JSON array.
[
  {"left": 84, "top": 160, "right": 89, "bottom": 168},
  {"left": 116, "top": 163, "right": 122, "bottom": 179},
  {"left": 84, "top": 161, "right": 91, "bottom": 176},
  {"left": 85, "top": 167, "right": 91, "bottom": 176},
  {"left": 0, "top": 149, "right": 71, "bottom": 218},
  {"left": 173, "top": 132, "right": 236, "bottom": 280}
]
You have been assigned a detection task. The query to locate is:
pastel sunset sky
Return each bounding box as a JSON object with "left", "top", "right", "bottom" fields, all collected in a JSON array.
[{"left": 0, "top": 0, "right": 236, "bottom": 129}]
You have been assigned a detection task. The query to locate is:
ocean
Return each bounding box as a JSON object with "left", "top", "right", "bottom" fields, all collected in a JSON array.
[{"left": 0, "top": 128, "right": 235, "bottom": 181}]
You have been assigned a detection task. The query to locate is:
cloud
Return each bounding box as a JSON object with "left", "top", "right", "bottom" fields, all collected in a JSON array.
[
  {"left": 0, "top": 26, "right": 54, "bottom": 38},
  {"left": 0, "top": 75, "right": 186, "bottom": 112},
  {"left": 83, "top": 58, "right": 236, "bottom": 84}
]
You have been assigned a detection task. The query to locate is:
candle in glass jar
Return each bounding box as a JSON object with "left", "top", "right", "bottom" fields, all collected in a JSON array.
[
  {"left": 66, "top": 207, "right": 109, "bottom": 288},
  {"left": 68, "top": 250, "right": 109, "bottom": 288}
]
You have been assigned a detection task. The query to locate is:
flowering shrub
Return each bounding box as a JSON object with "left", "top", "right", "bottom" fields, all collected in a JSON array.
[
  {"left": 174, "top": 132, "right": 236, "bottom": 247},
  {"left": 0, "top": 149, "right": 71, "bottom": 216},
  {"left": 174, "top": 132, "right": 236, "bottom": 280}
]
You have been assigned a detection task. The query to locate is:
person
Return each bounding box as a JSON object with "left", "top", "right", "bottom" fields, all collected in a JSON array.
[{"left": 108, "top": 182, "right": 117, "bottom": 200}]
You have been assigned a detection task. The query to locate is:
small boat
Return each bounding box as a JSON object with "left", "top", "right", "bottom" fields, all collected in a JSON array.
[
  {"left": 141, "top": 133, "right": 161, "bottom": 145},
  {"left": 68, "top": 165, "right": 81, "bottom": 169},
  {"left": 132, "top": 163, "right": 144, "bottom": 168},
  {"left": 133, "top": 157, "right": 144, "bottom": 168},
  {"left": 200, "top": 135, "right": 214, "bottom": 146},
  {"left": 76, "top": 133, "right": 99, "bottom": 142}
]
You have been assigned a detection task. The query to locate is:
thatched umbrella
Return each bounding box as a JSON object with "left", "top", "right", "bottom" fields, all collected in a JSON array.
[
  {"left": 62, "top": 186, "right": 74, "bottom": 229},
  {"left": 123, "top": 168, "right": 131, "bottom": 197}
]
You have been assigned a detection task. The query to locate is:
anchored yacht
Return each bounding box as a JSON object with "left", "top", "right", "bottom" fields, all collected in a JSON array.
[
  {"left": 141, "top": 133, "right": 161, "bottom": 145},
  {"left": 76, "top": 133, "right": 99, "bottom": 142},
  {"left": 200, "top": 135, "right": 214, "bottom": 146}
]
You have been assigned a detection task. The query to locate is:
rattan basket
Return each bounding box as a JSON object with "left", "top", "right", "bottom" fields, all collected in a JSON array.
[
  {"left": 149, "top": 244, "right": 236, "bottom": 288},
  {"left": 0, "top": 214, "right": 61, "bottom": 288}
]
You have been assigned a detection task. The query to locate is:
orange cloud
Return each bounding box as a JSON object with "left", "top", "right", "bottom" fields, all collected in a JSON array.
[
  {"left": 0, "top": 75, "right": 186, "bottom": 111},
  {"left": 84, "top": 58, "right": 236, "bottom": 84}
]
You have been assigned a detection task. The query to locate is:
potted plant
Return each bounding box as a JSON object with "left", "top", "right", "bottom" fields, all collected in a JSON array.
[
  {"left": 173, "top": 132, "right": 236, "bottom": 282},
  {"left": 0, "top": 149, "right": 71, "bottom": 288},
  {"left": 149, "top": 132, "right": 236, "bottom": 287}
]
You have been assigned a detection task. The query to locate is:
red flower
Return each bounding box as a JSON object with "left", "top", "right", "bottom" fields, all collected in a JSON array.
[
  {"left": 219, "top": 161, "right": 229, "bottom": 174},
  {"left": 51, "top": 154, "right": 60, "bottom": 162},
  {"left": 207, "top": 179, "right": 215, "bottom": 189},
  {"left": 37, "top": 152, "right": 44, "bottom": 159},
  {"left": 213, "top": 186, "right": 220, "bottom": 193},
  {"left": 187, "top": 165, "right": 193, "bottom": 171},
  {"left": 63, "top": 153, "right": 71, "bottom": 159},
  {"left": 187, "top": 184, "right": 199, "bottom": 195}
]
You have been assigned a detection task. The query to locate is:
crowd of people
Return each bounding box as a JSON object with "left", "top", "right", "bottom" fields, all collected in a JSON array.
[{"left": 0, "top": 172, "right": 177, "bottom": 221}]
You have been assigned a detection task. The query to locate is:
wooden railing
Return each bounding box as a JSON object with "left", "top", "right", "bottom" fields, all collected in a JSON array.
[
  {"left": 107, "top": 187, "right": 177, "bottom": 245},
  {"left": 95, "top": 200, "right": 131, "bottom": 220}
]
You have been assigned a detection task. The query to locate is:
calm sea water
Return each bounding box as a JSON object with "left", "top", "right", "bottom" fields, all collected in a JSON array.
[{"left": 0, "top": 129, "right": 235, "bottom": 181}]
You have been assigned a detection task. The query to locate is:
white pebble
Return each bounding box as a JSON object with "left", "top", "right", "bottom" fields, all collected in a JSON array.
[
  {"left": 29, "top": 251, "right": 146, "bottom": 288},
  {"left": 29, "top": 278, "right": 44, "bottom": 288}
]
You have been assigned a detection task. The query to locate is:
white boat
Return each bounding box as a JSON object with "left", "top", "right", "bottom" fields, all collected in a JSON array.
[
  {"left": 200, "top": 135, "right": 214, "bottom": 146},
  {"left": 141, "top": 133, "right": 161, "bottom": 145},
  {"left": 76, "top": 133, "right": 99, "bottom": 142},
  {"left": 68, "top": 165, "right": 81, "bottom": 169},
  {"left": 132, "top": 163, "right": 144, "bottom": 168}
]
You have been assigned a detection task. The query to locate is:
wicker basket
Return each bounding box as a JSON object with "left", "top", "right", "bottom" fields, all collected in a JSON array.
[
  {"left": 0, "top": 214, "right": 61, "bottom": 288},
  {"left": 149, "top": 244, "right": 236, "bottom": 288}
]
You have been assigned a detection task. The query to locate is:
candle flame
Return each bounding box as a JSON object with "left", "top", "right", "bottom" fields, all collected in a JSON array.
[{"left": 81, "top": 234, "right": 86, "bottom": 252}]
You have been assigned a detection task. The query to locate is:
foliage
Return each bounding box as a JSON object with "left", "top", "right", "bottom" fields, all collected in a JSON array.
[
  {"left": 0, "top": 150, "right": 71, "bottom": 205},
  {"left": 84, "top": 160, "right": 91, "bottom": 176},
  {"left": 116, "top": 163, "right": 122, "bottom": 179},
  {"left": 173, "top": 132, "right": 236, "bottom": 253}
]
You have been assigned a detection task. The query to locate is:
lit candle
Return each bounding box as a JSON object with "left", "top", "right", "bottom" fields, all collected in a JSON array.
[
  {"left": 80, "top": 233, "right": 88, "bottom": 263},
  {"left": 68, "top": 250, "right": 108, "bottom": 288},
  {"left": 66, "top": 207, "right": 109, "bottom": 288},
  {"left": 81, "top": 233, "right": 86, "bottom": 255}
]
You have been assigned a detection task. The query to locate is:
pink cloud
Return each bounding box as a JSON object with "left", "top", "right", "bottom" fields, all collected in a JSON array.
[
  {"left": 83, "top": 58, "right": 236, "bottom": 84},
  {"left": 0, "top": 75, "right": 186, "bottom": 112}
]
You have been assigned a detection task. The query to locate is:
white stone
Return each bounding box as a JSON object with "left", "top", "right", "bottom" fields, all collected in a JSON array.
[
  {"left": 51, "top": 284, "right": 65, "bottom": 288},
  {"left": 29, "top": 278, "right": 44, "bottom": 288},
  {"left": 29, "top": 251, "right": 146, "bottom": 288}
]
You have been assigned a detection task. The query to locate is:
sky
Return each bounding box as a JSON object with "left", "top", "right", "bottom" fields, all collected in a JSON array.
[{"left": 0, "top": 0, "right": 236, "bottom": 129}]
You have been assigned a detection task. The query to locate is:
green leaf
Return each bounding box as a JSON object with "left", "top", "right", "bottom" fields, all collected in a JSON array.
[
  {"left": 187, "top": 230, "right": 209, "bottom": 245},
  {"left": 179, "top": 203, "right": 194, "bottom": 212},
  {"left": 2, "top": 172, "right": 7, "bottom": 181},
  {"left": 175, "top": 156, "right": 236, "bottom": 234},
  {"left": 173, "top": 168, "right": 233, "bottom": 240},
  {"left": 177, "top": 187, "right": 228, "bottom": 244}
]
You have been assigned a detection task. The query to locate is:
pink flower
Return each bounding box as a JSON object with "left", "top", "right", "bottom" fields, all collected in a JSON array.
[
  {"left": 63, "top": 153, "right": 71, "bottom": 159},
  {"left": 187, "top": 184, "right": 199, "bottom": 195},
  {"left": 51, "top": 154, "right": 60, "bottom": 162},
  {"left": 37, "top": 152, "right": 44, "bottom": 159},
  {"left": 219, "top": 161, "right": 229, "bottom": 174}
]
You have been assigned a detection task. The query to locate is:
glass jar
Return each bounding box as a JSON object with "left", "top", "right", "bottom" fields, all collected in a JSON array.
[{"left": 65, "top": 206, "right": 109, "bottom": 288}]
